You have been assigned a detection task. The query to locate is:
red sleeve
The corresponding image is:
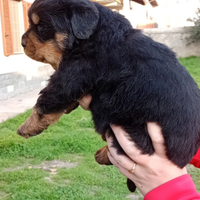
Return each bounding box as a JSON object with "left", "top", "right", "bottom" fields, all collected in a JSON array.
[
  {"left": 190, "top": 147, "right": 200, "bottom": 168},
  {"left": 144, "top": 174, "right": 200, "bottom": 200}
]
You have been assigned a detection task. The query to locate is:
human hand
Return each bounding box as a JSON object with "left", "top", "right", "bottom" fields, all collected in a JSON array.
[
  {"left": 106, "top": 123, "right": 188, "bottom": 195},
  {"left": 79, "top": 96, "right": 188, "bottom": 195},
  {"left": 78, "top": 95, "right": 92, "bottom": 110}
]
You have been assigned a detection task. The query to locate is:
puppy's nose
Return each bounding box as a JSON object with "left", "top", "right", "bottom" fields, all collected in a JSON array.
[{"left": 21, "top": 34, "right": 27, "bottom": 48}]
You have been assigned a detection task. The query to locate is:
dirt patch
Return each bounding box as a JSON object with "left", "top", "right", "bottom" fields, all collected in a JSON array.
[
  {"left": 44, "top": 177, "right": 71, "bottom": 186},
  {"left": 89, "top": 186, "right": 99, "bottom": 196},
  {"left": 3, "top": 165, "right": 27, "bottom": 172},
  {"left": 3, "top": 159, "right": 78, "bottom": 174},
  {"left": 126, "top": 193, "right": 143, "bottom": 200},
  {"left": 0, "top": 191, "right": 11, "bottom": 199},
  {"left": 33, "top": 160, "right": 78, "bottom": 173},
  {"left": 186, "top": 164, "right": 195, "bottom": 171}
]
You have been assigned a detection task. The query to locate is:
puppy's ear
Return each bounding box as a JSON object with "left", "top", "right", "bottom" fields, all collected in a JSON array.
[{"left": 71, "top": 1, "right": 99, "bottom": 39}]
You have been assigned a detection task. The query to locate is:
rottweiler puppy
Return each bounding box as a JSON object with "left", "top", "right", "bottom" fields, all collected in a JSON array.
[{"left": 18, "top": 0, "right": 200, "bottom": 192}]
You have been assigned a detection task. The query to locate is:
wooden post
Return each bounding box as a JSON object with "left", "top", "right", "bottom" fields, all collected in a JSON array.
[
  {"left": 23, "top": 0, "right": 32, "bottom": 31},
  {"left": 0, "top": 0, "right": 13, "bottom": 56}
]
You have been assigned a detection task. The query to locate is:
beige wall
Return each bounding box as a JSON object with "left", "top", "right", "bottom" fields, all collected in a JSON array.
[
  {"left": 143, "top": 27, "right": 200, "bottom": 58},
  {"left": 0, "top": 0, "right": 46, "bottom": 76},
  {"left": 0, "top": 0, "right": 54, "bottom": 100}
]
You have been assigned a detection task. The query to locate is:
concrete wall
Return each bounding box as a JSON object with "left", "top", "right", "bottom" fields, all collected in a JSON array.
[
  {"left": 0, "top": 65, "right": 53, "bottom": 101},
  {"left": 143, "top": 27, "right": 200, "bottom": 58}
]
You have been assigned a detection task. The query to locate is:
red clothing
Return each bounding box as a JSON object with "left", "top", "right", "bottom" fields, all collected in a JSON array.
[
  {"left": 144, "top": 174, "right": 200, "bottom": 200},
  {"left": 190, "top": 147, "right": 200, "bottom": 168}
]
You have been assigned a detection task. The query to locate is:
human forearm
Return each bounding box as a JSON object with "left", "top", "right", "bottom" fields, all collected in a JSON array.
[{"left": 144, "top": 174, "right": 200, "bottom": 200}]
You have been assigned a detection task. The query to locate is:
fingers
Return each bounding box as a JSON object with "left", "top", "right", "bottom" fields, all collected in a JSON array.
[
  {"left": 110, "top": 123, "right": 166, "bottom": 160},
  {"left": 107, "top": 138, "right": 139, "bottom": 185},
  {"left": 106, "top": 123, "right": 188, "bottom": 196},
  {"left": 147, "top": 122, "right": 166, "bottom": 157},
  {"left": 110, "top": 125, "right": 142, "bottom": 161},
  {"left": 106, "top": 133, "right": 136, "bottom": 171},
  {"left": 78, "top": 95, "right": 92, "bottom": 110},
  {"left": 107, "top": 151, "right": 135, "bottom": 179}
]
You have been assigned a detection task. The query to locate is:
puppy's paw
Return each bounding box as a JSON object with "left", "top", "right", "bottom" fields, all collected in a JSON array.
[
  {"left": 17, "top": 107, "right": 63, "bottom": 138},
  {"left": 95, "top": 146, "right": 112, "bottom": 165},
  {"left": 127, "top": 178, "right": 136, "bottom": 192}
]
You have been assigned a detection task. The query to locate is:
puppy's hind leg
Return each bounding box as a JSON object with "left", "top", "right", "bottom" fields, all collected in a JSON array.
[
  {"left": 95, "top": 146, "right": 112, "bottom": 165},
  {"left": 127, "top": 178, "right": 137, "bottom": 192},
  {"left": 95, "top": 143, "right": 136, "bottom": 192}
]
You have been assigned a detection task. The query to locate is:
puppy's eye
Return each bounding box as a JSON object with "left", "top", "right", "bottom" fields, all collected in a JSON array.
[
  {"left": 37, "top": 25, "right": 48, "bottom": 41},
  {"left": 36, "top": 24, "right": 54, "bottom": 41}
]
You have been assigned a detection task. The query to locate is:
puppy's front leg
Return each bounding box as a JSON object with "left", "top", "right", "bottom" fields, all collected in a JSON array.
[
  {"left": 17, "top": 107, "right": 63, "bottom": 138},
  {"left": 18, "top": 61, "right": 92, "bottom": 138},
  {"left": 17, "top": 101, "right": 79, "bottom": 138}
]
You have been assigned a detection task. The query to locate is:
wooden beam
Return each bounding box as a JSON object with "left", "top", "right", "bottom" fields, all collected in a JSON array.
[
  {"left": 104, "top": 2, "right": 121, "bottom": 6},
  {"left": 91, "top": 0, "right": 115, "bottom": 5},
  {"left": 107, "top": 5, "right": 123, "bottom": 10},
  {"left": 91, "top": 0, "right": 123, "bottom": 10},
  {"left": 91, "top": 0, "right": 122, "bottom": 6}
]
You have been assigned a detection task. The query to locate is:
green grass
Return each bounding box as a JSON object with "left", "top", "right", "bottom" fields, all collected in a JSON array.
[
  {"left": 0, "top": 56, "right": 200, "bottom": 199},
  {"left": 0, "top": 108, "right": 135, "bottom": 200},
  {"left": 179, "top": 56, "right": 200, "bottom": 87}
]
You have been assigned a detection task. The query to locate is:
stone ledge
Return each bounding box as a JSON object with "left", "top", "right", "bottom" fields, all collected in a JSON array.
[{"left": 0, "top": 65, "right": 54, "bottom": 101}]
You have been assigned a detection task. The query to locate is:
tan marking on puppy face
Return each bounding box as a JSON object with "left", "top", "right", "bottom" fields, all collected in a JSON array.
[
  {"left": 17, "top": 107, "right": 63, "bottom": 138},
  {"left": 32, "top": 13, "right": 40, "bottom": 25},
  {"left": 23, "top": 31, "right": 62, "bottom": 70},
  {"left": 55, "top": 33, "right": 68, "bottom": 51}
]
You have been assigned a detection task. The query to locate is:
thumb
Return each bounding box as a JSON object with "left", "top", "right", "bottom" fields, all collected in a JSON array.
[{"left": 147, "top": 122, "right": 166, "bottom": 157}]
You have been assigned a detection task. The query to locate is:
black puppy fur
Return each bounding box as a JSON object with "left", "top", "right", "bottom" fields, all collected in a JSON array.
[{"left": 22, "top": 0, "right": 200, "bottom": 191}]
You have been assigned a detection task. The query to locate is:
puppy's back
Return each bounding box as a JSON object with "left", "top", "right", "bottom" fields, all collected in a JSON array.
[{"left": 90, "top": 12, "right": 200, "bottom": 168}]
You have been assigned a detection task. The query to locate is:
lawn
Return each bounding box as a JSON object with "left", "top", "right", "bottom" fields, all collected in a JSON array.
[
  {"left": 0, "top": 108, "right": 134, "bottom": 200},
  {"left": 179, "top": 56, "right": 200, "bottom": 87},
  {"left": 0, "top": 56, "right": 200, "bottom": 200}
]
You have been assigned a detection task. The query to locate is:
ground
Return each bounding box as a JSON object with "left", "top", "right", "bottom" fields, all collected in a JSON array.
[{"left": 0, "top": 56, "right": 200, "bottom": 199}]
